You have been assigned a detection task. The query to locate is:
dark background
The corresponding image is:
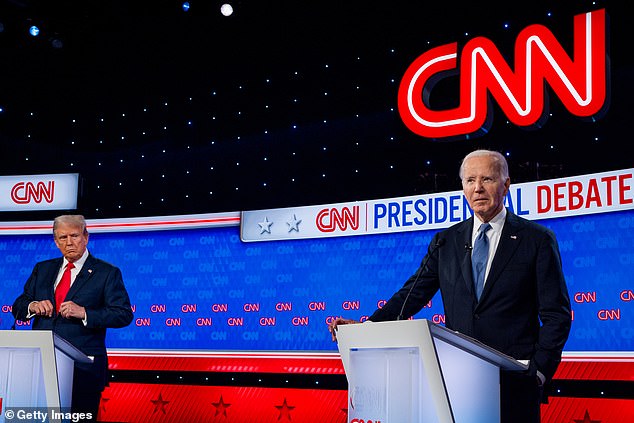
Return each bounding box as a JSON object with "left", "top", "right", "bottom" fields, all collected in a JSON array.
[{"left": 0, "top": 0, "right": 631, "bottom": 220}]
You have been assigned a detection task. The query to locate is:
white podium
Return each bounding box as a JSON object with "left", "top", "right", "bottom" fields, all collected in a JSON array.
[
  {"left": 336, "top": 319, "right": 528, "bottom": 423},
  {"left": 0, "top": 330, "right": 92, "bottom": 420}
]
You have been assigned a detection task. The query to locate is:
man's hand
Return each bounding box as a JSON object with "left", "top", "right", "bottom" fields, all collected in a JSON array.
[
  {"left": 28, "top": 300, "right": 54, "bottom": 317},
  {"left": 59, "top": 300, "right": 86, "bottom": 320},
  {"left": 328, "top": 317, "right": 360, "bottom": 342}
]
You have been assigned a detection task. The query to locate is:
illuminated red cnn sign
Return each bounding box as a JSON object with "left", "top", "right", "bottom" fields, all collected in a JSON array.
[
  {"left": 316, "top": 206, "right": 360, "bottom": 232},
  {"left": 398, "top": 9, "right": 607, "bottom": 139},
  {"left": 11, "top": 181, "right": 55, "bottom": 204}
]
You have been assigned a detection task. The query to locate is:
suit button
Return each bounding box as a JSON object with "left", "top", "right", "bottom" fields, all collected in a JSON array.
[{"left": 474, "top": 314, "right": 480, "bottom": 319}]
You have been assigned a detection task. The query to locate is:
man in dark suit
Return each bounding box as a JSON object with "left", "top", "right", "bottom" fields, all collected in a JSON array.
[
  {"left": 329, "top": 149, "right": 572, "bottom": 423},
  {"left": 12, "top": 214, "right": 133, "bottom": 421}
]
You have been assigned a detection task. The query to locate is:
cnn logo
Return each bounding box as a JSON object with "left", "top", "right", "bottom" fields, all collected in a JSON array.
[{"left": 10, "top": 181, "right": 55, "bottom": 204}]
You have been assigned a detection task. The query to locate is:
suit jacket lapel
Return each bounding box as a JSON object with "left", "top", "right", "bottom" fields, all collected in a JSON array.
[
  {"left": 48, "top": 258, "right": 64, "bottom": 300},
  {"left": 66, "top": 255, "right": 97, "bottom": 300},
  {"left": 458, "top": 218, "right": 477, "bottom": 296},
  {"left": 479, "top": 212, "right": 523, "bottom": 301}
]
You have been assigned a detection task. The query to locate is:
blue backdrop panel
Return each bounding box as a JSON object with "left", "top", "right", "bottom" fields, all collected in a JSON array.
[{"left": 1, "top": 209, "right": 632, "bottom": 352}]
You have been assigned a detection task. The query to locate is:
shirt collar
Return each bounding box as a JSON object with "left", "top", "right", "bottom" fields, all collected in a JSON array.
[
  {"left": 473, "top": 207, "right": 506, "bottom": 234},
  {"left": 63, "top": 249, "right": 89, "bottom": 270}
]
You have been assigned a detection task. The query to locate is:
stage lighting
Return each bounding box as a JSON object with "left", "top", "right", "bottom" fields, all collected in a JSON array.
[
  {"left": 220, "top": 3, "right": 233, "bottom": 16},
  {"left": 182, "top": 2, "right": 190, "bottom": 12},
  {"left": 29, "top": 25, "right": 40, "bottom": 36}
]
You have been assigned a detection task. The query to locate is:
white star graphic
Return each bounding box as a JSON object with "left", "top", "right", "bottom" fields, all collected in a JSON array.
[
  {"left": 286, "top": 214, "right": 302, "bottom": 232},
  {"left": 258, "top": 216, "right": 274, "bottom": 234}
]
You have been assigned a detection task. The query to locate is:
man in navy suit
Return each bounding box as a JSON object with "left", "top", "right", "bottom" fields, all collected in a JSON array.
[
  {"left": 329, "top": 149, "right": 572, "bottom": 423},
  {"left": 12, "top": 214, "right": 133, "bottom": 421}
]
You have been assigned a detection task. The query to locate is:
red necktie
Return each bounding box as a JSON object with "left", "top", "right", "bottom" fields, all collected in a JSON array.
[{"left": 55, "top": 262, "right": 75, "bottom": 313}]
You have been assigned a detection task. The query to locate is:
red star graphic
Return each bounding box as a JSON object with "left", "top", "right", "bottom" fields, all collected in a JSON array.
[
  {"left": 274, "top": 397, "right": 296, "bottom": 421},
  {"left": 574, "top": 410, "right": 601, "bottom": 423},
  {"left": 212, "top": 394, "right": 232, "bottom": 417},
  {"left": 151, "top": 393, "right": 170, "bottom": 414}
]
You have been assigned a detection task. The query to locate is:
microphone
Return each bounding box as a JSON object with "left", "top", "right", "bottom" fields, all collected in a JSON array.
[{"left": 397, "top": 238, "right": 445, "bottom": 321}]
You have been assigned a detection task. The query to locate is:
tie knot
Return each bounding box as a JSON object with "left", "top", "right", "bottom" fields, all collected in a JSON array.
[
  {"left": 67, "top": 262, "right": 75, "bottom": 270},
  {"left": 478, "top": 223, "right": 492, "bottom": 235}
]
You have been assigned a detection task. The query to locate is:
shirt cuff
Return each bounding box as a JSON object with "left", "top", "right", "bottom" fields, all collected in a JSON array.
[{"left": 25, "top": 301, "right": 38, "bottom": 319}]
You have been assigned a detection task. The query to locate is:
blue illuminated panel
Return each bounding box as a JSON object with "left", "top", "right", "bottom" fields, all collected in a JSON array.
[{"left": 0, "top": 210, "right": 632, "bottom": 352}]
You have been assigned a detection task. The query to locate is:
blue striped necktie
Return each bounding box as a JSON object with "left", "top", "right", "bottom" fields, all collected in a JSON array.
[{"left": 472, "top": 223, "right": 492, "bottom": 300}]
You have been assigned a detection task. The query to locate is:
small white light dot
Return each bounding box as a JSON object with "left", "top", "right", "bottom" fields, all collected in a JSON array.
[{"left": 221, "top": 4, "right": 233, "bottom": 17}]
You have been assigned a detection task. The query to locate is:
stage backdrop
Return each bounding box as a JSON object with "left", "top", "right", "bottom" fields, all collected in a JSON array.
[{"left": 1, "top": 167, "right": 632, "bottom": 356}]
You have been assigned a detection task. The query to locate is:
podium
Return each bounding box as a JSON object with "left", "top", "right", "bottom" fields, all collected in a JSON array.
[
  {"left": 336, "top": 319, "right": 528, "bottom": 423},
  {"left": 0, "top": 330, "right": 92, "bottom": 415}
]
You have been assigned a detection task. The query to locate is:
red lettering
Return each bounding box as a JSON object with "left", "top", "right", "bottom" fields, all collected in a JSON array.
[
  {"left": 11, "top": 181, "right": 55, "bottom": 204},
  {"left": 316, "top": 206, "right": 360, "bottom": 232},
  {"left": 553, "top": 182, "right": 566, "bottom": 212},
  {"left": 537, "top": 185, "right": 551, "bottom": 213},
  {"left": 619, "top": 174, "right": 633, "bottom": 204},
  {"left": 568, "top": 181, "right": 583, "bottom": 210},
  {"left": 398, "top": 9, "right": 606, "bottom": 139}
]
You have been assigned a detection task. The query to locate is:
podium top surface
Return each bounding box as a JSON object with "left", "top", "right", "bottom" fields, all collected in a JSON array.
[
  {"left": 337, "top": 319, "right": 528, "bottom": 372},
  {"left": 0, "top": 330, "right": 93, "bottom": 363},
  {"left": 428, "top": 322, "right": 528, "bottom": 371}
]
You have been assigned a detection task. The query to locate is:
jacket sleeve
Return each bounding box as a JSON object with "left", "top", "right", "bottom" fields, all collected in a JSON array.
[
  {"left": 531, "top": 229, "right": 572, "bottom": 381},
  {"left": 84, "top": 265, "right": 134, "bottom": 329},
  {"left": 12, "top": 262, "right": 43, "bottom": 321}
]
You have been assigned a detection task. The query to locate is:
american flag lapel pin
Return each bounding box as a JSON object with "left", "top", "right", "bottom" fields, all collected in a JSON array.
[{"left": 510, "top": 235, "right": 517, "bottom": 239}]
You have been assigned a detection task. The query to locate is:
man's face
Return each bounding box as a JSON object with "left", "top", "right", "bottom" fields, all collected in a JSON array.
[
  {"left": 54, "top": 222, "right": 89, "bottom": 263},
  {"left": 462, "top": 155, "right": 510, "bottom": 222}
]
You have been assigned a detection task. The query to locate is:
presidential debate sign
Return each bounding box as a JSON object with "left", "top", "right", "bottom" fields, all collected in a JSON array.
[
  {"left": 241, "top": 168, "right": 633, "bottom": 241},
  {"left": 0, "top": 168, "right": 632, "bottom": 356},
  {"left": 398, "top": 8, "right": 608, "bottom": 139}
]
